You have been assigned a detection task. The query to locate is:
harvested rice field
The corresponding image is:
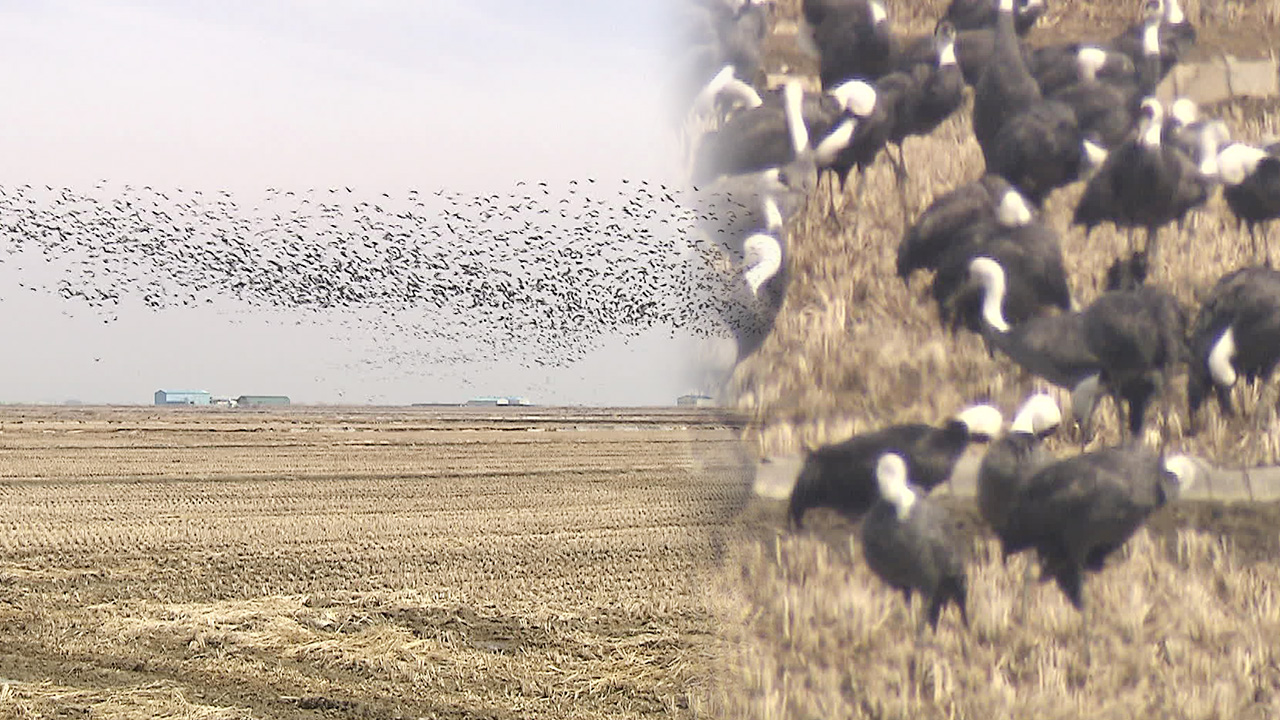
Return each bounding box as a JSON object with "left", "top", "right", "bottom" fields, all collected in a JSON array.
[{"left": 0, "top": 406, "right": 754, "bottom": 719}]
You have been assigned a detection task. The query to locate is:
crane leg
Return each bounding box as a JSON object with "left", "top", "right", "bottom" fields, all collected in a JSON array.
[
  {"left": 908, "top": 596, "right": 926, "bottom": 689},
  {"left": 889, "top": 144, "right": 912, "bottom": 218},
  {"left": 1016, "top": 556, "right": 1036, "bottom": 621},
  {"left": 1128, "top": 394, "right": 1147, "bottom": 438},
  {"left": 825, "top": 170, "right": 842, "bottom": 216},
  {"left": 1146, "top": 225, "right": 1160, "bottom": 273},
  {"left": 1080, "top": 599, "right": 1093, "bottom": 670},
  {"left": 846, "top": 170, "right": 869, "bottom": 237},
  {"left": 1113, "top": 393, "right": 1128, "bottom": 442},
  {"left": 1052, "top": 560, "right": 1091, "bottom": 668},
  {"left": 1071, "top": 374, "right": 1101, "bottom": 443}
]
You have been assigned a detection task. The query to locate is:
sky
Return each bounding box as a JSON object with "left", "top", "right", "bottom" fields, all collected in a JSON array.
[{"left": 0, "top": 0, "right": 718, "bottom": 406}]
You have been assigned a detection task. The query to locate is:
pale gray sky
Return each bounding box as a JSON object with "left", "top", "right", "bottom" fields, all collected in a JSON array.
[{"left": 0, "top": 1, "right": 716, "bottom": 406}]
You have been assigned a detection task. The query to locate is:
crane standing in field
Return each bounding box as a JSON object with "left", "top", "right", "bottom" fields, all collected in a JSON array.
[
  {"left": 1186, "top": 265, "right": 1280, "bottom": 430},
  {"left": 861, "top": 452, "right": 971, "bottom": 641},
  {"left": 999, "top": 445, "right": 1198, "bottom": 659},
  {"left": 788, "top": 404, "right": 1003, "bottom": 527}
]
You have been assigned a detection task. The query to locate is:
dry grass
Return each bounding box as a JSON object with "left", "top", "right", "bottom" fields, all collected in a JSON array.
[
  {"left": 0, "top": 406, "right": 752, "bottom": 719},
  {"left": 708, "top": 516, "right": 1280, "bottom": 719},
  {"left": 707, "top": 4, "right": 1280, "bottom": 719}
]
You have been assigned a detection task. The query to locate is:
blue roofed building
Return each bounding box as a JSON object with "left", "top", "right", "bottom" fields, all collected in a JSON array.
[{"left": 154, "top": 390, "right": 212, "bottom": 406}]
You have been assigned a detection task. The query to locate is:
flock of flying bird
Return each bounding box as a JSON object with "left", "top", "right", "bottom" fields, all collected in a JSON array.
[
  {"left": 0, "top": 179, "right": 778, "bottom": 371},
  {"left": 682, "top": 0, "right": 1280, "bottom": 649}
]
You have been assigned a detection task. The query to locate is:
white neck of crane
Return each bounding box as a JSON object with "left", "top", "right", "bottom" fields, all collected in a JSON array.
[
  {"left": 743, "top": 234, "right": 783, "bottom": 297},
  {"left": 1209, "top": 326, "right": 1238, "bottom": 387},
  {"left": 1216, "top": 143, "right": 1267, "bottom": 186},
  {"left": 869, "top": 1, "right": 887, "bottom": 24},
  {"left": 1142, "top": 21, "right": 1161, "bottom": 57},
  {"left": 939, "top": 38, "right": 957, "bottom": 66},
  {"left": 875, "top": 455, "right": 916, "bottom": 521},
  {"left": 814, "top": 118, "right": 856, "bottom": 165},
  {"left": 1141, "top": 109, "right": 1164, "bottom": 148},
  {"left": 972, "top": 259, "right": 1012, "bottom": 333},
  {"left": 762, "top": 194, "right": 784, "bottom": 232},
  {"left": 724, "top": 79, "right": 764, "bottom": 110},
  {"left": 996, "top": 188, "right": 1033, "bottom": 227},
  {"left": 1010, "top": 395, "right": 1061, "bottom": 435},
  {"left": 782, "top": 81, "right": 809, "bottom": 156},
  {"left": 1199, "top": 131, "right": 1223, "bottom": 179},
  {"left": 1077, "top": 47, "right": 1107, "bottom": 82}
]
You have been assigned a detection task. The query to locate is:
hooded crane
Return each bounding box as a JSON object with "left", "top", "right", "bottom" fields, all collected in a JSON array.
[
  {"left": 693, "top": 82, "right": 822, "bottom": 243},
  {"left": 898, "top": 174, "right": 1033, "bottom": 279},
  {"left": 719, "top": 231, "right": 790, "bottom": 362},
  {"left": 690, "top": 78, "right": 809, "bottom": 184},
  {"left": 695, "top": 161, "right": 815, "bottom": 245},
  {"left": 930, "top": 212, "right": 1071, "bottom": 334},
  {"left": 1031, "top": 43, "right": 1137, "bottom": 100},
  {"left": 861, "top": 452, "right": 970, "bottom": 638},
  {"left": 681, "top": 0, "right": 774, "bottom": 96},
  {"left": 1217, "top": 142, "right": 1280, "bottom": 265},
  {"left": 944, "top": 0, "right": 1044, "bottom": 34},
  {"left": 893, "top": 25, "right": 1014, "bottom": 86},
  {"left": 1110, "top": 0, "right": 1195, "bottom": 81},
  {"left": 678, "top": 0, "right": 776, "bottom": 129},
  {"left": 972, "top": 0, "right": 1040, "bottom": 154},
  {"left": 801, "top": 0, "right": 894, "bottom": 88},
  {"left": 691, "top": 79, "right": 875, "bottom": 185},
  {"left": 1186, "top": 266, "right": 1280, "bottom": 430},
  {"left": 968, "top": 257, "right": 1103, "bottom": 426},
  {"left": 788, "top": 404, "right": 1003, "bottom": 528},
  {"left": 709, "top": 81, "right": 811, "bottom": 362},
  {"left": 1047, "top": 46, "right": 1146, "bottom": 150},
  {"left": 973, "top": 0, "right": 1087, "bottom": 205},
  {"left": 1033, "top": 0, "right": 1166, "bottom": 103},
  {"left": 1073, "top": 98, "right": 1210, "bottom": 267},
  {"left": 690, "top": 64, "right": 765, "bottom": 122},
  {"left": 999, "top": 445, "right": 1198, "bottom": 656},
  {"left": 976, "top": 394, "right": 1062, "bottom": 558},
  {"left": 1083, "top": 284, "right": 1188, "bottom": 437},
  {"left": 877, "top": 21, "right": 966, "bottom": 190},
  {"left": 1163, "top": 99, "right": 1231, "bottom": 183},
  {"left": 822, "top": 80, "right": 897, "bottom": 198}
]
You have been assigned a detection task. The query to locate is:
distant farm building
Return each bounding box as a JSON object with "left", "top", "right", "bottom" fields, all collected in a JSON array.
[
  {"left": 237, "top": 395, "right": 291, "bottom": 407},
  {"left": 466, "top": 396, "right": 534, "bottom": 407},
  {"left": 154, "top": 390, "right": 212, "bottom": 406},
  {"left": 677, "top": 394, "right": 717, "bottom": 407}
]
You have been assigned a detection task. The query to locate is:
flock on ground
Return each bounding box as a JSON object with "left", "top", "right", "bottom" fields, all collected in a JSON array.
[{"left": 680, "top": 0, "right": 1280, "bottom": 646}]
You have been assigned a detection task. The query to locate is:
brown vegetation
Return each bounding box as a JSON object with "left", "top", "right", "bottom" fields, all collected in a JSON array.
[
  {"left": 0, "top": 407, "right": 751, "bottom": 719},
  {"left": 710, "top": 502, "right": 1280, "bottom": 719},
  {"left": 708, "top": 2, "right": 1280, "bottom": 718}
]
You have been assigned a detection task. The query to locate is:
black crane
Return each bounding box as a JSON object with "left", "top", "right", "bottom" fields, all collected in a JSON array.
[{"left": 788, "top": 404, "right": 1003, "bottom": 527}]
